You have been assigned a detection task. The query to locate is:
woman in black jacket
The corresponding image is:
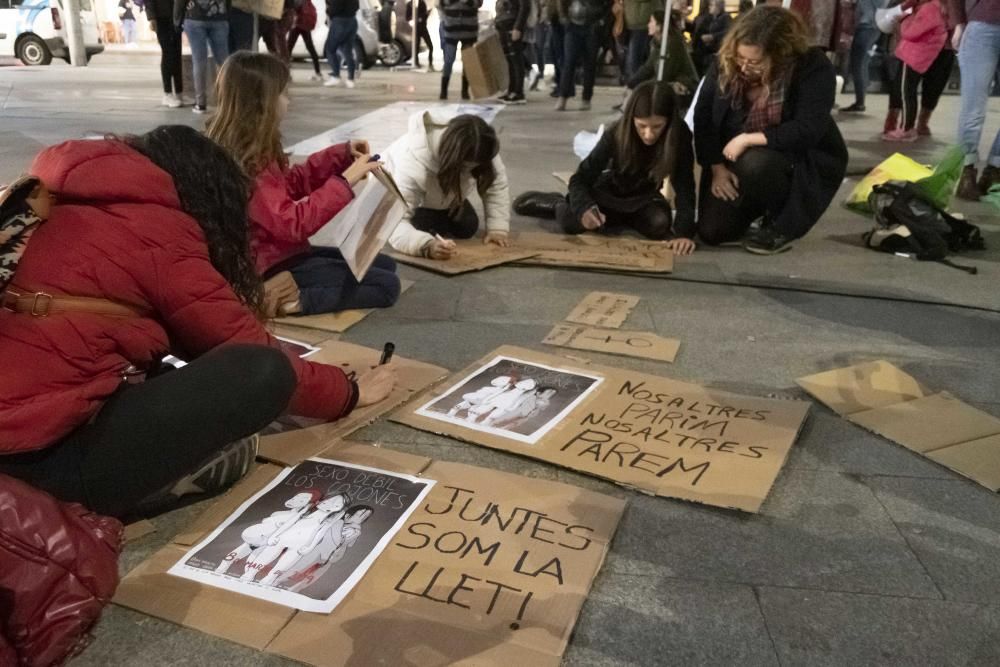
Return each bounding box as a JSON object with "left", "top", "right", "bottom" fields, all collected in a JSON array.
[
  {"left": 558, "top": 80, "right": 697, "bottom": 254},
  {"left": 693, "top": 6, "right": 848, "bottom": 254}
]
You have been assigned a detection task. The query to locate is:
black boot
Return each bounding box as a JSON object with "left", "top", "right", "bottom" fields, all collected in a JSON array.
[
  {"left": 440, "top": 75, "right": 449, "bottom": 100},
  {"left": 461, "top": 75, "right": 470, "bottom": 101}
]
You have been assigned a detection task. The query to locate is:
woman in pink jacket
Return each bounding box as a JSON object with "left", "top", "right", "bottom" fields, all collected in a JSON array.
[{"left": 884, "top": 0, "right": 954, "bottom": 141}]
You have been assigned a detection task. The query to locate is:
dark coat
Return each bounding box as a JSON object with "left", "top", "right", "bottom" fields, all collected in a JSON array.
[{"left": 693, "top": 47, "right": 849, "bottom": 239}]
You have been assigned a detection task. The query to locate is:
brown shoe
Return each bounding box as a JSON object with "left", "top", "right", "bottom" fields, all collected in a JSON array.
[
  {"left": 916, "top": 109, "right": 932, "bottom": 136},
  {"left": 957, "top": 165, "right": 982, "bottom": 201},
  {"left": 978, "top": 165, "right": 1000, "bottom": 195}
]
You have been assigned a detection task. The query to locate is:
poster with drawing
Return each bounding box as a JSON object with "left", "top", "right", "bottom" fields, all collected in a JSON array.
[
  {"left": 168, "top": 458, "right": 435, "bottom": 613},
  {"left": 414, "top": 355, "right": 603, "bottom": 445}
]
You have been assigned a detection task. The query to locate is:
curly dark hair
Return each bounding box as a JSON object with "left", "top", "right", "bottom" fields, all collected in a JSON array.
[{"left": 123, "top": 125, "right": 263, "bottom": 314}]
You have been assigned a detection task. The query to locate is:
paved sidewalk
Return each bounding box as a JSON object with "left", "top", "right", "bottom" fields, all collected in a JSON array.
[{"left": 2, "top": 59, "right": 999, "bottom": 666}]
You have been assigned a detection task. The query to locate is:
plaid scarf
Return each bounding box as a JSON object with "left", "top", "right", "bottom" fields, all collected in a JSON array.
[{"left": 743, "top": 73, "right": 789, "bottom": 133}]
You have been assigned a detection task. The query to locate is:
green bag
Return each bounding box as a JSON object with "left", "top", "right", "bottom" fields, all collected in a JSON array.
[{"left": 913, "top": 145, "right": 964, "bottom": 211}]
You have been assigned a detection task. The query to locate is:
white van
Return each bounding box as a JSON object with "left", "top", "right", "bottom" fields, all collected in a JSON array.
[{"left": 0, "top": 0, "right": 104, "bottom": 66}]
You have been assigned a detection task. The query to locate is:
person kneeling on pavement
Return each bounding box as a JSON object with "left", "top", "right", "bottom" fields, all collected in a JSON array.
[
  {"left": 693, "top": 6, "right": 848, "bottom": 255},
  {"left": 0, "top": 125, "right": 396, "bottom": 520}
]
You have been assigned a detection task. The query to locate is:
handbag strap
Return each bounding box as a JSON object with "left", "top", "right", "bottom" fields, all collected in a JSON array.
[{"left": 2, "top": 286, "right": 146, "bottom": 318}]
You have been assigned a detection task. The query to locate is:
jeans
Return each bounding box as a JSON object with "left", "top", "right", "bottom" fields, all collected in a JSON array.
[
  {"left": 440, "top": 28, "right": 476, "bottom": 80},
  {"left": 228, "top": 8, "right": 255, "bottom": 52},
  {"left": 0, "top": 345, "right": 296, "bottom": 518},
  {"left": 154, "top": 20, "right": 183, "bottom": 94},
  {"left": 559, "top": 21, "right": 600, "bottom": 100},
  {"left": 957, "top": 20, "right": 1000, "bottom": 167},
  {"left": 849, "top": 24, "right": 881, "bottom": 106},
  {"left": 549, "top": 21, "right": 564, "bottom": 85},
  {"left": 697, "top": 148, "right": 794, "bottom": 244},
  {"left": 326, "top": 16, "right": 358, "bottom": 80},
  {"left": 184, "top": 19, "right": 230, "bottom": 107},
  {"left": 625, "top": 28, "right": 649, "bottom": 81},
  {"left": 121, "top": 18, "right": 136, "bottom": 43},
  {"left": 285, "top": 247, "right": 401, "bottom": 314}
]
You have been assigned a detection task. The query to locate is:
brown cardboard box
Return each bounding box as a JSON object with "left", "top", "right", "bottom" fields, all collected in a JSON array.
[
  {"left": 544, "top": 324, "right": 680, "bottom": 363},
  {"left": 386, "top": 245, "right": 539, "bottom": 275},
  {"left": 512, "top": 232, "right": 674, "bottom": 273},
  {"left": 394, "top": 346, "right": 810, "bottom": 513},
  {"left": 462, "top": 33, "right": 509, "bottom": 100},
  {"left": 798, "top": 361, "right": 1000, "bottom": 492},
  {"left": 114, "top": 441, "right": 625, "bottom": 666},
  {"left": 564, "top": 292, "right": 640, "bottom": 329}
]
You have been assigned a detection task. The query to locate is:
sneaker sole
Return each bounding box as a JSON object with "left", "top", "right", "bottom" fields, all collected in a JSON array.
[{"left": 744, "top": 242, "right": 793, "bottom": 255}]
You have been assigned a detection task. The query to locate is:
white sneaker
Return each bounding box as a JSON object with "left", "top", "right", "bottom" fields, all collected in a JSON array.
[
  {"left": 344, "top": 79, "right": 356, "bottom": 89},
  {"left": 309, "top": 73, "right": 323, "bottom": 82},
  {"left": 324, "top": 76, "right": 342, "bottom": 87},
  {"left": 162, "top": 93, "right": 182, "bottom": 108}
]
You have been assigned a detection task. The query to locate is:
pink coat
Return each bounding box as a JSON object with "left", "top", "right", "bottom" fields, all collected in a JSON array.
[{"left": 895, "top": 0, "right": 948, "bottom": 74}]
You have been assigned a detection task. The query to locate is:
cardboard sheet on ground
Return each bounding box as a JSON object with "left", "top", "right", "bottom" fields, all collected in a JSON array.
[
  {"left": 512, "top": 232, "right": 674, "bottom": 273},
  {"left": 564, "top": 291, "right": 639, "bottom": 328},
  {"left": 258, "top": 342, "right": 449, "bottom": 466},
  {"left": 798, "top": 361, "right": 1000, "bottom": 491},
  {"left": 386, "top": 242, "right": 539, "bottom": 275},
  {"left": 273, "top": 280, "right": 415, "bottom": 334},
  {"left": 394, "top": 346, "right": 810, "bottom": 513},
  {"left": 544, "top": 324, "right": 679, "bottom": 363},
  {"left": 115, "top": 441, "right": 625, "bottom": 666},
  {"left": 168, "top": 457, "right": 434, "bottom": 613}
]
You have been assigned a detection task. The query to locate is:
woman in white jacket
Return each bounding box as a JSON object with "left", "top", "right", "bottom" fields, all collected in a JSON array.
[{"left": 387, "top": 112, "right": 513, "bottom": 259}]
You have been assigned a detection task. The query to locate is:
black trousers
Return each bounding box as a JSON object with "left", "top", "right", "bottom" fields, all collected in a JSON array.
[
  {"left": 411, "top": 200, "right": 480, "bottom": 238},
  {"left": 0, "top": 345, "right": 296, "bottom": 518},
  {"left": 289, "top": 28, "right": 322, "bottom": 74},
  {"left": 698, "top": 148, "right": 793, "bottom": 245},
  {"left": 900, "top": 49, "right": 955, "bottom": 129},
  {"left": 556, "top": 195, "right": 673, "bottom": 240},
  {"left": 414, "top": 22, "right": 434, "bottom": 66},
  {"left": 499, "top": 27, "right": 526, "bottom": 96},
  {"left": 155, "top": 21, "right": 183, "bottom": 94}
]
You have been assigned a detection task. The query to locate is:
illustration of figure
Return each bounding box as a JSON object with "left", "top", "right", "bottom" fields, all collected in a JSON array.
[
  {"left": 214, "top": 489, "right": 321, "bottom": 575},
  {"left": 240, "top": 494, "right": 347, "bottom": 585},
  {"left": 276, "top": 504, "right": 374, "bottom": 593},
  {"left": 480, "top": 378, "right": 537, "bottom": 427},
  {"left": 492, "top": 385, "right": 557, "bottom": 430},
  {"left": 447, "top": 375, "right": 513, "bottom": 420}
]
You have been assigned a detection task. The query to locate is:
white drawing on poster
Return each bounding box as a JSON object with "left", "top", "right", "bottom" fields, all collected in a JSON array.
[
  {"left": 168, "top": 457, "right": 435, "bottom": 613},
  {"left": 415, "top": 355, "right": 604, "bottom": 445}
]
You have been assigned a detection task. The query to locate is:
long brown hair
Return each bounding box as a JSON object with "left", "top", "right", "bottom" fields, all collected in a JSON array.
[
  {"left": 436, "top": 115, "right": 499, "bottom": 213},
  {"left": 717, "top": 6, "right": 810, "bottom": 101},
  {"left": 206, "top": 51, "right": 291, "bottom": 177},
  {"left": 614, "top": 80, "right": 678, "bottom": 184}
]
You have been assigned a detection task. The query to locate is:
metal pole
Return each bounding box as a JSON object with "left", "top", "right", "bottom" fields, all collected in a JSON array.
[
  {"left": 63, "top": 0, "right": 87, "bottom": 66},
  {"left": 656, "top": 0, "right": 674, "bottom": 82}
]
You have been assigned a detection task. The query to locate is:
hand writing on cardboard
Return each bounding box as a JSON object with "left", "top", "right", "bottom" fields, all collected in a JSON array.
[
  {"left": 666, "top": 237, "right": 696, "bottom": 256},
  {"left": 356, "top": 365, "right": 397, "bottom": 406},
  {"left": 581, "top": 206, "right": 605, "bottom": 231}
]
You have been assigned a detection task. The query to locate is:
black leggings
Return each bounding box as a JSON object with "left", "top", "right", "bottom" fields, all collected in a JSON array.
[
  {"left": 289, "top": 28, "right": 321, "bottom": 75},
  {"left": 411, "top": 200, "right": 480, "bottom": 239},
  {"left": 899, "top": 49, "right": 955, "bottom": 129},
  {"left": 155, "top": 21, "right": 183, "bottom": 94},
  {"left": 0, "top": 345, "right": 296, "bottom": 518},
  {"left": 500, "top": 28, "right": 526, "bottom": 97},
  {"left": 556, "top": 195, "right": 673, "bottom": 240},
  {"left": 698, "top": 147, "right": 793, "bottom": 245},
  {"left": 414, "top": 22, "right": 434, "bottom": 66}
]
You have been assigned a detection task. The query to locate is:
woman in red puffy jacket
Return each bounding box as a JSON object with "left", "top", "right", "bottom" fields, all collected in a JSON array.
[
  {"left": 208, "top": 51, "right": 401, "bottom": 316},
  {"left": 0, "top": 125, "right": 396, "bottom": 519},
  {"left": 289, "top": 0, "right": 323, "bottom": 81}
]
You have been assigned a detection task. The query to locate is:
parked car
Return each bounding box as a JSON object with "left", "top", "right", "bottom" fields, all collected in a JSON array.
[
  {"left": 0, "top": 0, "right": 103, "bottom": 65},
  {"left": 292, "top": 0, "right": 380, "bottom": 69}
]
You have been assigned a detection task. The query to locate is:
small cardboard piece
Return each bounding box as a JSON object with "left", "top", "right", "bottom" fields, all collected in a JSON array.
[
  {"left": 797, "top": 361, "right": 1000, "bottom": 492},
  {"left": 544, "top": 324, "right": 679, "bottom": 363},
  {"left": 258, "top": 342, "right": 449, "bottom": 466},
  {"left": 512, "top": 232, "right": 674, "bottom": 274},
  {"left": 115, "top": 441, "right": 625, "bottom": 666},
  {"left": 386, "top": 244, "right": 539, "bottom": 275},
  {"left": 273, "top": 280, "right": 415, "bottom": 334},
  {"left": 563, "top": 292, "right": 639, "bottom": 329},
  {"left": 462, "top": 33, "right": 510, "bottom": 100},
  {"left": 123, "top": 519, "right": 157, "bottom": 544},
  {"left": 394, "top": 346, "right": 810, "bottom": 513}
]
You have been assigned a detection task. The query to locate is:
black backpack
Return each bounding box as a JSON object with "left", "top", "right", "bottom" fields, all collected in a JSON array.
[{"left": 865, "top": 180, "right": 985, "bottom": 274}]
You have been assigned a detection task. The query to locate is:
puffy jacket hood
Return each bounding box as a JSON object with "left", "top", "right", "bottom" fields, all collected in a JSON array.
[
  {"left": 30, "top": 139, "right": 181, "bottom": 210},
  {"left": 406, "top": 110, "right": 454, "bottom": 174}
]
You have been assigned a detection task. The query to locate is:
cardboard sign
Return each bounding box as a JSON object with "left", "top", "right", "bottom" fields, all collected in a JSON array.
[
  {"left": 544, "top": 324, "right": 680, "bottom": 363},
  {"left": 798, "top": 362, "right": 1000, "bottom": 491},
  {"left": 258, "top": 342, "right": 449, "bottom": 466},
  {"left": 564, "top": 292, "right": 639, "bottom": 329},
  {"left": 462, "top": 33, "right": 509, "bottom": 100},
  {"left": 394, "top": 346, "right": 810, "bottom": 513},
  {"left": 273, "top": 280, "right": 415, "bottom": 334},
  {"left": 512, "top": 232, "right": 674, "bottom": 274},
  {"left": 386, "top": 243, "right": 539, "bottom": 275},
  {"left": 115, "top": 441, "right": 625, "bottom": 666}
]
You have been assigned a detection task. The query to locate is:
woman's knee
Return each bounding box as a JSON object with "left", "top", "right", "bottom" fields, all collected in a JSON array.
[
  {"left": 733, "top": 148, "right": 787, "bottom": 182},
  {"left": 370, "top": 273, "right": 402, "bottom": 308},
  {"left": 637, "top": 203, "right": 672, "bottom": 240},
  {"left": 216, "top": 345, "right": 297, "bottom": 408}
]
